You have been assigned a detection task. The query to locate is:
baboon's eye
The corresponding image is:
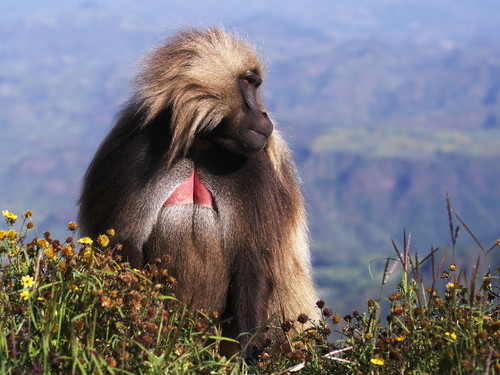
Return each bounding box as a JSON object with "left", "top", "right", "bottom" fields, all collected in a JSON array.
[
  {"left": 240, "top": 71, "right": 262, "bottom": 88},
  {"left": 239, "top": 73, "right": 262, "bottom": 111}
]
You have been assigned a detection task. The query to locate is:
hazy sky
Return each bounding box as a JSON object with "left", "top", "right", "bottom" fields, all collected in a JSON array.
[{"left": 3, "top": 0, "right": 500, "bottom": 44}]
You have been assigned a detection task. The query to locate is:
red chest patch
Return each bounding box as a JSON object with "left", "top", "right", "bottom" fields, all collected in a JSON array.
[{"left": 164, "top": 170, "right": 216, "bottom": 210}]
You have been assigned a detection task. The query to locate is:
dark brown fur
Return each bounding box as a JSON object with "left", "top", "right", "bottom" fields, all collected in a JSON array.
[{"left": 78, "top": 27, "right": 319, "bottom": 353}]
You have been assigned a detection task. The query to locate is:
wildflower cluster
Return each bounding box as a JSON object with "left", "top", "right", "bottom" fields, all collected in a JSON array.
[
  {"left": 253, "top": 231, "right": 499, "bottom": 374},
  {"left": 0, "top": 211, "right": 239, "bottom": 374},
  {"left": 340, "top": 259, "right": 499, "bottom": 374}
]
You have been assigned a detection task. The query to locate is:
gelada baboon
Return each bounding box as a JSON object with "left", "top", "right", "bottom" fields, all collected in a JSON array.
[{"left": 79, "top": 27, "right": 319, "bottom": 352}]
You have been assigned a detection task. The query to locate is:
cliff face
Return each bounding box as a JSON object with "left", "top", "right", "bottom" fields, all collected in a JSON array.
[{"left": 303, "top": 151, "right": 500, "bottom": 259}]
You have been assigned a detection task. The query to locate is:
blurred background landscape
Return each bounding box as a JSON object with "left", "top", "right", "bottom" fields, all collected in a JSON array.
[{"left": 1, "top": 0, "right": 499, "bottom": 314}]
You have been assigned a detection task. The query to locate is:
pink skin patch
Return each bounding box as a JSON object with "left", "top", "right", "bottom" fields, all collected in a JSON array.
[{"left": 164, "top": 169, "right": 216, "bottom": 210}]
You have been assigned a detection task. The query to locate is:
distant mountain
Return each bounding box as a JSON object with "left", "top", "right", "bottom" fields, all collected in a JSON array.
[{"left": 265, "top": 38, "right": 500, "bottom": 132}]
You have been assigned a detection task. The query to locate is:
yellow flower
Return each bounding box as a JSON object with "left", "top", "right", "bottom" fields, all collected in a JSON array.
[
  {"left": 446, "top": 282, "right": 455, "bottom": 289},
  {"left": 2, "top": 210, "right": 17, "bottom": 222},
  {"left": 44, "top": 247, "right": 55, "bottom": 259},
  {"left": 106, "top": 229, "right": 115, "bottom": 237},
  {"left": 449, "top": 264, "right": 456, "bottom": 271},
  {"left": 59, "top": 261, "right": 67, "bottom": 270},
  {"left": 6, "top": 230, "right": 17, "bottom": 240},
  {"left": 97, "top": 234, "right": 109, "bottom": 247},
  {"left": 445, "top": 332, "right": 457, "bottom": 340},
  {"left": 62, "top": 246, "right": 74, "bottom": 258},
  {"left": 0, "top": 231, "right": 6, "bottom": 240},
  {"left": 19, "top": 290, "right": 30, "bottom": 300},
  {"left": 21, "top": 275, "right": 35, "bottom": 288},
  {"left": 83, "top": 247, "right": 93, "bottom": 260},
  {"left": 37, "top": 239, "right": 50, "bottom": 248},
  {"left": 78, "top": 237, "right": 93, "bottom": 245},
  {"left": 395, "top": 336, "right": 406, "bottom": 342},
  {"left": 496, "top": 239, "right": 500, "bottom": 247},
  {"left": 24, "top": 211, "right": 32, "bottom": 218},
  {"left": 69, "top": 284, "right": 79, "bottom": 292},
  {"left": 371, "top": 358, "right": 384, "bottom": 366}
]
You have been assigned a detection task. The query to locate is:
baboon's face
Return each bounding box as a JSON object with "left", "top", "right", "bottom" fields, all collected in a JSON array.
[{"left": 207, "top": 71, "right": 273, "bottom": 156}]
